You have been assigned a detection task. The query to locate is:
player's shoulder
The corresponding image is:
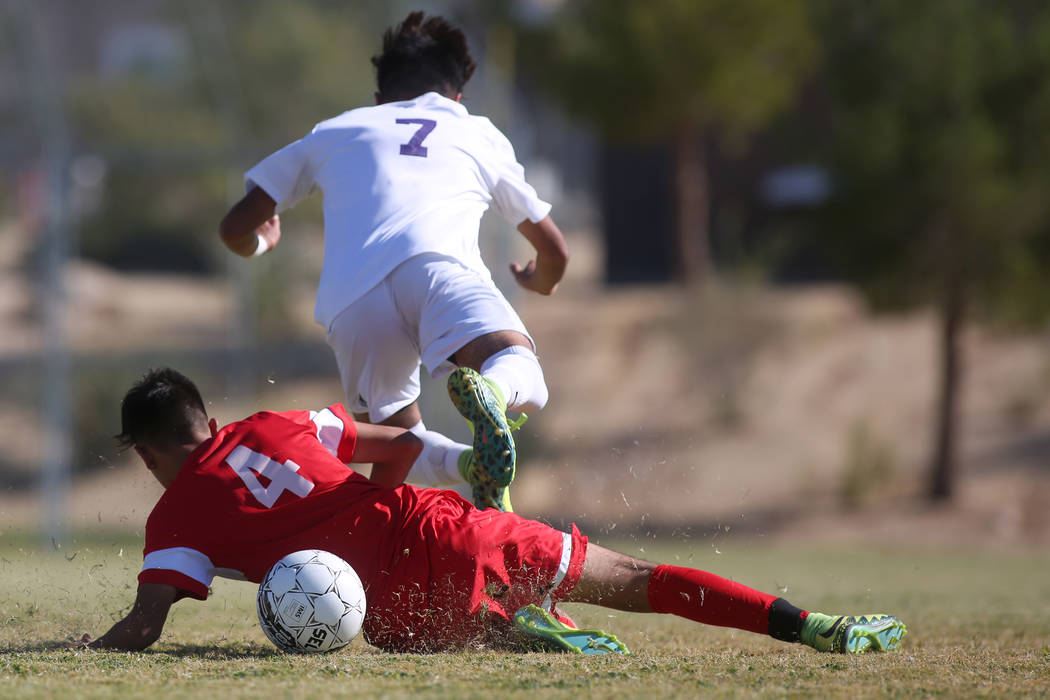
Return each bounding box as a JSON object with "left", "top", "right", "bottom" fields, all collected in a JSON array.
[
  {"left": 234, "top": 409, "right": 313, "bottom": 434},
  {"left": 464, "top": 114, "right": 515, "bottom": 156},
  {"left": 310, "top": 104, "right": 378, "bottom": 133}
]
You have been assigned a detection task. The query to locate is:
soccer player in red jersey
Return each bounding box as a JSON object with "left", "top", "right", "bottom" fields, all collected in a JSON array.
[{"left": 80, "top": 368, "right": 906, "bottom": 655}]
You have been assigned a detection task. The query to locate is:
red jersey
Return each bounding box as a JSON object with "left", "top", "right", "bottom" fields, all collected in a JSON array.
[
  {"left": 142, "top": 405, "right": 400, "bottom": 596},
  {"left": 139, "top": 405, "right": 587, "bottom": 652}
]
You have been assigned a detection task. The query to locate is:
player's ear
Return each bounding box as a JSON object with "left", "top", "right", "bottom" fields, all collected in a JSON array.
[{"left": 208, "top": 418, "right": 218, "bottom": 437}]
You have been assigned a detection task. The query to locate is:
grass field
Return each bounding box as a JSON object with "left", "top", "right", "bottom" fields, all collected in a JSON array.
[{"left": 0, "top": 533, "right": 1047, "bottom": 698}]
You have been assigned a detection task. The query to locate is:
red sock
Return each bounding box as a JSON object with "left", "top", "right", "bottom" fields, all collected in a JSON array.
[{"left": 646, "top": 564, "right": 778, "bottom": 635}]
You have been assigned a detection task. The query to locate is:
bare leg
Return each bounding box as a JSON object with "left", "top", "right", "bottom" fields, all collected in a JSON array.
[
  {"left": 353, "top": 401, "right": 422, "bottom": 429},
  {"left": 564, "top": 544, "right": 656, "bottom": 612},
  {"left": 450, "top": 330, "right": 532, "bottom": 371},
  {"left": 568, "top": 544, "right": 782, "bottom": 636}
]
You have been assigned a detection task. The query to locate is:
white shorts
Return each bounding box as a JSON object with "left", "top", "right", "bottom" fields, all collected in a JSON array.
[{"left": 326, "top": 253, "right": 533, "bottom": 422}]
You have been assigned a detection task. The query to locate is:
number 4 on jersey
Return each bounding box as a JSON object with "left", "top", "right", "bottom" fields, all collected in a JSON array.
[{"left": 226, "top": 445, "right": 314, "bottom": 508}]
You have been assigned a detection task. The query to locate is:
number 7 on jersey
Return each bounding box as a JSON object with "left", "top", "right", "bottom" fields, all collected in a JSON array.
[{"left": 396, "top": 118, "right": 437, "bottom": 157}]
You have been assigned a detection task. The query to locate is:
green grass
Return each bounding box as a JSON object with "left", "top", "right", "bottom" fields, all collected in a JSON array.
[{"left": 1, "top": 533, "right": 1048, "bottom": 698}]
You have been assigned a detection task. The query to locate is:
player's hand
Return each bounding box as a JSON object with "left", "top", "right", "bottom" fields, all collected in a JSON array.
[
  {"left": 510, "top": 259, "right": 560, "bottom": 295},
  {"left": 255, "top": 215, "right": 281, "bottom": 254}
]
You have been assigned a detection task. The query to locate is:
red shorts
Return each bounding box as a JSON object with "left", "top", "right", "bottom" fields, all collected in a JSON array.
[{"left": 361, "top": 489, "right": 587, "bottom": 652}]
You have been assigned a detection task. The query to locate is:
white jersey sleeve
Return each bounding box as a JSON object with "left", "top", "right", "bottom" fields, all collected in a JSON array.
[
  {"left": 477, "top": 119, "right": 552, "bottom": 225},
  {"left": 244, "top": 136, "right": 318, "bottom": 213}
]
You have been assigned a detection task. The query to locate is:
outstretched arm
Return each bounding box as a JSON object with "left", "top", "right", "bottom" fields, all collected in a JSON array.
[
  {"left": 219, "top": 186, "right": 280, "bottom": 257},
  {"left": 84, "top": 582, "right": 177, "bottom": 651},
  {"left": 349, "top": 423, "right": 422, "bottom": 489},
  {"left": 510, "top": 216, "right": 569, "bottom": 295}
]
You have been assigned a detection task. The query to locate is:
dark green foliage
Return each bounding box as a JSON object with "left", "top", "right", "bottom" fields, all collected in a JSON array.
[
  {"left": 69, "top": 0, "right": 376, "bottom": 274},
  {"left": 518, "top": 0, "right": 816, "bottom": 283},
  {"left": 520, "top": 0, "right": 815, "bottom": 143},
  {"left": 810, "top": 0, "right": 1050, "bottom": 499},
  {"left": 814, "top": 0, "right": 1050, "bottom": 321}
]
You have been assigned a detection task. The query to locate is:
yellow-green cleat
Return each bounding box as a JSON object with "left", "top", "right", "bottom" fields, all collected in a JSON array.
[
  {"left": 457, "top": 450, "right": 514, "bottom": 512},
  {"left": 801, "top": 613, "right": 908, "bottom": 654},
  {"left": 514, "top": 604, "right": 629, "bottom": 655},
  {"left": 448, "top": 367, "right": 525, "bottom": 512}
]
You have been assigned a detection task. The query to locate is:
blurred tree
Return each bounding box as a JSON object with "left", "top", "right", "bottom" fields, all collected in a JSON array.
[
  {"left": 814, "top": 0, "right": 1050, "bottom": 500},
  {"left": 44, "top": 0, "right": 380, "bottom": 479},
  {"left": 518, "top": 0, "right": 815, "bottom": 283},
  {"left": 69, "top": 0, "right": 375, "bottom": 275}
]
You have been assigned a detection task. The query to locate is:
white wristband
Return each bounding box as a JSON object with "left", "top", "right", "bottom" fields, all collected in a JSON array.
[{"left": 251, "top": 233, "right": 272, "bottom": 257}]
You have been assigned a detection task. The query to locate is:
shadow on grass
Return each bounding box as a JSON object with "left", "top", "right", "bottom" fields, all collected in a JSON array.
[
  {"left": 150, "top": 642, "right": 281, "bottom": 659},
  {"left": 0, "top": 641, "right": 77, "bottom": 654},
  {"left": 0, "top": 640, "right": 280, "bottom": 659}
]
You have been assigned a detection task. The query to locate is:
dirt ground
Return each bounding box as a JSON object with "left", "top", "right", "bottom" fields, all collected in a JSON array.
[{"left": 3, "top": 228, "right": 1050, "bottom": 549}]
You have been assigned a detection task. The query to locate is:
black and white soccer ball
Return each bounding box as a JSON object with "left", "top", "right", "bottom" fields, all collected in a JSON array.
[{"left": 256, "top": 549, "right": 366, "bottom": 653}]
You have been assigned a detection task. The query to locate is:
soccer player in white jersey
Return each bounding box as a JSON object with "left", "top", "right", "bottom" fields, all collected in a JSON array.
[{"left": 218, "top": 12, "right": 567, "bottom": 512}]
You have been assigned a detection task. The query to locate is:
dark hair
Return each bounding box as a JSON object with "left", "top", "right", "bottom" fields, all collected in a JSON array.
[
  {"left": 116, "top": 367, "right": 208, "bottom": 449},
  {"left": 371, "top": 11, "right": 477, "bottom": 102}
]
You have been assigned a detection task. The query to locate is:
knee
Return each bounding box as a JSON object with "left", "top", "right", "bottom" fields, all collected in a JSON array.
[{"left": 527, "top": 376, "right": 549, "bottom": 412}]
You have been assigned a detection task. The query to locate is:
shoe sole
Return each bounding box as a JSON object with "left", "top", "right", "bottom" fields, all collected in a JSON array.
[
  {"left": 514, "top": 605, "right": 629, "bottom": 656},
  {"left": 448, "top": 369, "right": 515, "bottom": 488},
  {"left": 844, "top": 618, "right": 908, "bottom": 654}
]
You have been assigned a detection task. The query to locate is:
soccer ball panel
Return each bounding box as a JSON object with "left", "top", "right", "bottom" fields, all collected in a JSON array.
[
  {"left": 295, "top": 562, "right": 336, "bottom": 595},
  {"left": 277, "top": 592, "right": 314, "bottom": 629},
  {"left": 296, "top": 623, "right": 338, "bottom": 652},
  {"left": 334, "top": 602, "right": 365, "bottom": 643},
  {"left": 267, "top": 565, "right": 299, "bottom": 598},
  {"left": 333, "top": 568, "right": 364, "bottom": 604},
  {"left": 278, "top": 550, "right": 318, "bottom": 567},
  {"left": 313, "top": 550, "right": 349, "bottom": 571},
  {"left": 311, "top": 591, "right": 345, "bottom": 626}
]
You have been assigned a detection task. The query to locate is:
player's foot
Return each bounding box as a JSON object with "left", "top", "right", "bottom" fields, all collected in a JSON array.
[
  {"left": 801, "top": 612, "right": 908, "bottom": 654},
  {"left": 448, "top": 367, "right": 516, "bottom": 488},
  {"left": 514, "top": 604, "right": 629, "bottom": 655}
]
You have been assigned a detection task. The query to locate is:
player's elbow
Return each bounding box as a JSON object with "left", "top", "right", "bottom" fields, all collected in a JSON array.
[
  {"left": 398, "top": 430, "right": 423, "bottom": 465},
  {"left": 219, "top": 211, "right": 246, "bottom": 249},
  {"left": 550, "top": 244, "right": 570, "bottom": 273}
]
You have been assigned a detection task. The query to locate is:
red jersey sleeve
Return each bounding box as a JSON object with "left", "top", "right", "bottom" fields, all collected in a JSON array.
[{"left": 282, "top": 405, "right": 359, "bottom": 463}]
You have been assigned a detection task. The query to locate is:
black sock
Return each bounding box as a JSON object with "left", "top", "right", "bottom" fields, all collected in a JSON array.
[{"left": 768, "top": 598, "right": 806, "bottom": 643}]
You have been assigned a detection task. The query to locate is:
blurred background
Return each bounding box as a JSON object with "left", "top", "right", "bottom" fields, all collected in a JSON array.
[{"left": 4, "top": 0, "right": 1050, "bottom": 549}]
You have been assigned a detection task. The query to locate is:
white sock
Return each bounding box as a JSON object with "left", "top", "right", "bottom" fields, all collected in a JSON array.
[
  {"left": 480, "top": 345, "right": 549, "bottom": 413},
  {"left": 405, "top": 421, "right": 469, "bottom": 486}
]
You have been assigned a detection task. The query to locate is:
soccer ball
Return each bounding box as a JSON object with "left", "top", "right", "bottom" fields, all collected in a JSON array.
[{"left": 256, "top": 549, "right": 366, "bottom": 653}]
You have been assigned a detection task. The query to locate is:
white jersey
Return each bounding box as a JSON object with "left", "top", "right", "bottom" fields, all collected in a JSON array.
[{"left": 244, "top": 92, "right": 552, "bottom": 330}]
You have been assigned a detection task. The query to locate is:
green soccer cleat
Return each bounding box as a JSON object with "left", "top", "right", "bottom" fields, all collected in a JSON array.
[
  {"left": 514, "top": 604, "right": 629, "bottom": 656},
  {"left": 448, "top": 367, "right": 521, "bottom": 512},
  {"left": 801, "top": 612, "right": 908, "bottom": 654},
  {"left": 457, "top": 450, "right": 515, "bottom": 512}
]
